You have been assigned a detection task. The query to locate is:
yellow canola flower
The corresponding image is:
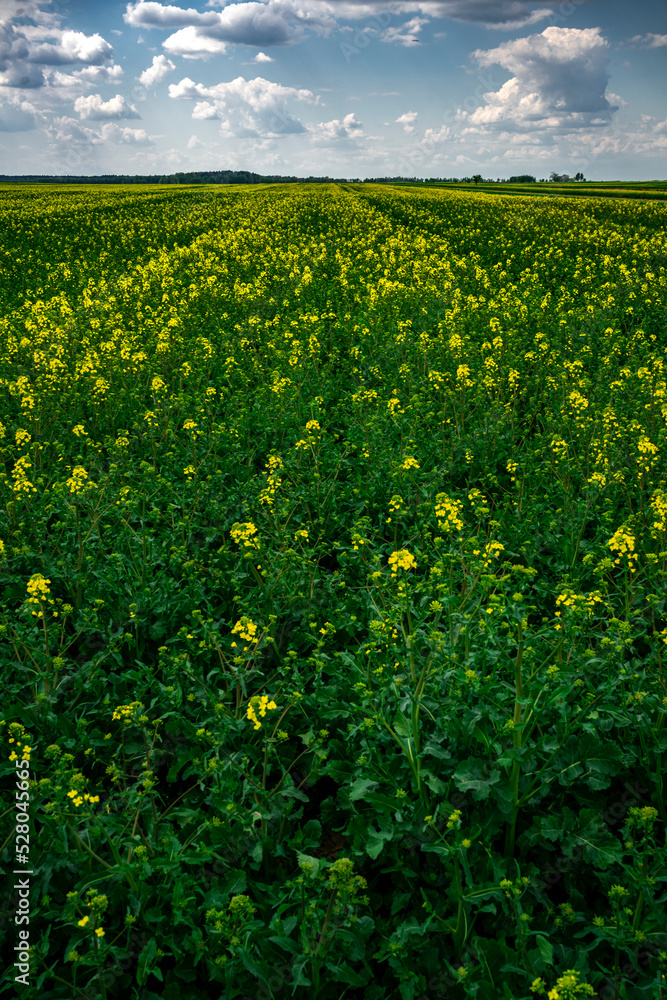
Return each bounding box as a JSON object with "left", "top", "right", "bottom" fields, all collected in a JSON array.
[
  {"left": 607, "top": 526, "right": 639, "bottom": 573},
  {"left": 67, "top": 789, "right": 100, "bottom": 808},
  {"left": 388, "top": 549, "right": 417, "bottom": 576},
  {"left": 231, "top": 616, "right": 259, "bottom": 643},
  {"left": 230, "top": 522, "right": 260, "bottom": 550},
  {"left": 112, "top": 701, "right": 144, "bottom": 724},
  {"left": 11, "top": 455, "right": 37, "bottom": 496},
  {"left": 26, "top": 573, "right": 51, "bottom": 601},
  {"left": 26, "top": 574, "right": 55, "bottom": 618},
  {"left": 435, "top": 493, "right": 464, "bottom": 532},
  {"left": 246, "top": 694, "right": 278, "bottom": 730},
  {"left": 66, "top": 466, "right": 92, "bottom": 494}
]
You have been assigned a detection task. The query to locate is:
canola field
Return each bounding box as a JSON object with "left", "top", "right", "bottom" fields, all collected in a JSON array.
[{"left": 1, "top": 183, "right": 667, "bottom": 1000}]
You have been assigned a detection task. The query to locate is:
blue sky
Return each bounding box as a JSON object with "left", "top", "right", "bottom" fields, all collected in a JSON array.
[{"left": 1, "top": 0, "right": 665, "bottom": 178}]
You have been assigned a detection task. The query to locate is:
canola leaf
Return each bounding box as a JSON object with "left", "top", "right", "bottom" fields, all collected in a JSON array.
[
  {"left": 365, "top": 825, "right": 393, "bottom": 859},
  {"left": 326, "top": 959, "right": 372, "bottom": 987},
  {"left": 535, "top": 934, "right": 554, "bottom": 965},
  {"left": 221, "top": 868, "right": 247, "bottom": 896},
  {"left": 267, "top": 934, "right": 300, "bottom": 955},
  {"left": 137, "top": 937, "right": 157, "bottom": 986},
  {"left": 393, "top": 709, "right": 412, "bottom": 738},
  {"left": 452, "top": 758, "right": 501, "bottom": 800},
  {"left": 540, "top": 814, "right": 566, "bottom": 842},
  {"left": 420, "top": 769, "right": 448, "bottom": 795},
  {"left": 291, "top": 954, "right": 312, "bottom": 990},
  {"left": 349, "top": 776, "right": 379, "bottom": 801}
]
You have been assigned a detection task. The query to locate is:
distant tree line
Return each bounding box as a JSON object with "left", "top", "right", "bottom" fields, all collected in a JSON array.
[
  {"left": 365, "top": 176, "right": 508, "bottom": 184},
  {"left": 0, "top": 170, "right": 348, "bottom": 185},
  {"left": 365, "top": 175, "right": 573, "bottom": 184},
  {"left": 0, "top": 169, "right": 587, "bottom": 185}
]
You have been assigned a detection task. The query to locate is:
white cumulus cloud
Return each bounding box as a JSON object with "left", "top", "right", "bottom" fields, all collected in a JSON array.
[
  {"left": 0, "top": 14, "right": 120, "bottom": 95},
  {"left": 422, "top": 123, "right": 450, "bottom": 144},
  {"left": 311, "top": 112, "right": 365, "bottom": 143},
  {"left": 46, "top": 114, "right": 102, "bottom": 146},
  {"left": 192, "top": 100, "right": 219, "bottom": 119},
  {"left": 139, "top": 54, "right": 176, "bottom": 86},
  {"left": 396, "top": 110, "right": 418, "bottom": 133},
  {"left": 126, "top": 0, "right": 333, "bottom": 52},
  {"left": 74, "top": 93, "right": 141, "bottom": 120},
  {"left": 163, "top": 26, "right": 228, "bottom": 57},
  {"left": 100, "top": 122, "right": 154, "bottom": 144},
  {"left": 469, "top": 26, "right": 620, "bottom": 130},
  {"left": 27, "top": 30, "right": 114, "bottom": 66},
  {"left": 74, "top": 64, "right": 124, "bottom": 83},
  {"left": 627, "top": 33, "right": 667, "bottom": 49},
  {"left": 123, "top": 3, "right": 219, "bottom": 29},
  {"left": 169, "top": 73, "right": 319, "bottom": 137}
]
